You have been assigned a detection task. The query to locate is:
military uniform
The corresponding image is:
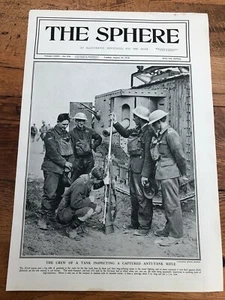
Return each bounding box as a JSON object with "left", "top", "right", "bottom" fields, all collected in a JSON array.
[
  {"left": 113, "top": 122, "right": 154, "bottom": 230},
  {"left": 39, "top": 123, "right": 48, "bottom": 152},
  {"left": 40, "top": 125, "right": 73, "bottom": 220},
  {"left": 151, "top": 126, "right": 187, "bottom": 238},
  {"left": 57, "top": 174, "right": 104, "bottom": 227},
  {"left": 69, "top": 126, "right": 102, "bottom": 182},
  {"left": 31, "top": 125, "right": 37, "bottom": 142}
]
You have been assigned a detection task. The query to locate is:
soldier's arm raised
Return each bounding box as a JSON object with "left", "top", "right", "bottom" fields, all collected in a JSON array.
[{"left": 113, "top": 122, "right": 133, "bottom": 138}]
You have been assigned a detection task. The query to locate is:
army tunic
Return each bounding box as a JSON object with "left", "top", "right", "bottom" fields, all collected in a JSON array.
[
  {"left": 154, "top": 126, "right": 186, "bottom": 180},
  {"left": 113, "top": 122, "right": 155, "bottom": 230},
  {"left": 151, "top": 125, "right": 187, "bottom": 238},
  {"left": 69, "top": 126, "right": 102, "bottom": 182},
  {"left": 57, "top": 174, "right": 104, "bottom": 226}
]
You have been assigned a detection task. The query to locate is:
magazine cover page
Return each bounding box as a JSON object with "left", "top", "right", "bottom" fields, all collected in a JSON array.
[{"left": 6, "top": 10, "right": 223, "bottom": 291}]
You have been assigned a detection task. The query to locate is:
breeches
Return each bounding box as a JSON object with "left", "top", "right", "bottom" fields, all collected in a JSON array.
[
  {"left": 129, "top": 170, "right": 153, "bottom": 230},
  {"left": 41, "top": 171, "right": 65, "bottom": 216},
  {"left": 57, "top": 198, "right": 98, "bottom": 224}
]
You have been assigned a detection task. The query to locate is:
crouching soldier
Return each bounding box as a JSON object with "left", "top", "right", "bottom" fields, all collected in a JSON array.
[
  {"left": 69, "top": 112, "right": 102, "bottom": 182},
  {"left": 111, "top": 106, "right": 155, "bottom": 236},
  {"left": 57, "top": 166, "right": 104, "bottom": 239},
  {"left": 38, "top": 113, "right": 73, "bottom": 230}
]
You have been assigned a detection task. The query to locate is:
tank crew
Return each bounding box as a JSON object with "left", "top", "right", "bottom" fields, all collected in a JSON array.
[
  {"left": 69, "top": 112, "right": 102, "bottom": 182},
  {"left": 149, "top": 110, "right": 188, "bottom": 247},
  {"left": 111, "top": 105, "right": 155, "bottom": 236},
  {"left": 38, "top": 113, "right": 73, "bottom": 230},
  {"left": 57, "top": 166, "right": 104, "bottom": 239}
]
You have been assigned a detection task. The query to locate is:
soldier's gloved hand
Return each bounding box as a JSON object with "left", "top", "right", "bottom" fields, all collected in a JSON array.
[
  {"left": 95, "top": 205, "right": 102, "bottom": 214},
  {"left": 179, "top": 175, "right": 189, "bottom": 193},
  {"left": 65, "top": 161, "right": 73, "bottom": 171},
  {"left": 141, "top": 176, "right": 149, "bottom": 186}
]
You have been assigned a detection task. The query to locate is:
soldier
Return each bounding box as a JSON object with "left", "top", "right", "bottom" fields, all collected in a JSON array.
[
  {"left": 38, "top": 120, "right": 48, "bottom": 153},
  {"left": 149, "top": 110, "right": 188, "bottom": 247},
  {"left": 111, "top": 106, "right": 155, "bottom": 236},
  {"left": 69, "top": 112, "right": 102, "bottom": 182},
  {"left": 38, "top": 113, "right": 73, "bottom": 230},
  {"left": 30, "top": 123, "right": 38, "bottom": 142},
  {"left": 57, "top": 166, "right": 104, "bottom": 239}
]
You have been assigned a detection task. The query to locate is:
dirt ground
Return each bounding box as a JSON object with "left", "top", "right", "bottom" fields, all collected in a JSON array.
[{"left": 22, "top": 139, "right": 199, "bottom": 258}]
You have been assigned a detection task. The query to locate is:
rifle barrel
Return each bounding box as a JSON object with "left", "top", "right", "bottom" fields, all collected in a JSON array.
[
  {"left": 80, "top": 103, "right": 97, "bottom": 115},
  {"left": 103, "top": 118, "right": 115, "bottom": 234}
]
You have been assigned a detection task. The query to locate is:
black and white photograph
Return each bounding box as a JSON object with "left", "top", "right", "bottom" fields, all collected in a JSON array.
[
  {"left": 6, "top": 11, "right": 222, "bottom": 292},
  {"left": 23, "top": 62, "right": 198, "bottom": 259}
]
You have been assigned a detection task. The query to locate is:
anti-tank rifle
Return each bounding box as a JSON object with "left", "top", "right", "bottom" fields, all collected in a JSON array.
[
  {"left": 102, "top": 118, "right": 117, "bottom": 234},
  {"left": 80, "top": 102, "right": 101, "bottom": 120}
]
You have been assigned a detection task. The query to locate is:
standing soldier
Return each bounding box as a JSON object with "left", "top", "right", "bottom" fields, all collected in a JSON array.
[
  {"left": 31, "top": 123, "right": 38, "bottom": 142},
  {"left": 149, "top": 110, "right": 188, "bottom": 246},
  {"left": 57, "top": 166, "right": 104, "bottom": 239},
  {"left": 38, "top": 113, "right": 73, "bottom": 230},
  {"left": 111, "top": 106, "right": 155, "bottom": 236},
  {"left": 47, "top": 123, "right": 52, "bottom": 130},
  {"left": 69, "top": 112, "right": 102, "bottom": 182},
  {"left": 38, "top": 120, "right": 48, "bottom": 153}
]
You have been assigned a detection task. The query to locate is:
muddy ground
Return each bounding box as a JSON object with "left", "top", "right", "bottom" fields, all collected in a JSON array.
[{"left": 22, "top": 140, "right": 199, "bottom": 258}]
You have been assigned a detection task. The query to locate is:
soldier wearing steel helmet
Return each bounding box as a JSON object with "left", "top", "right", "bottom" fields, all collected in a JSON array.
[
  {"left": 111, "top": 105, "right": 155, "bottom": 236},
  {"left": 149, "top": 109, "right": 188, "bottom": 247},
  {"left": 69, "top": 112, "right": 102, "bottom": 182}
]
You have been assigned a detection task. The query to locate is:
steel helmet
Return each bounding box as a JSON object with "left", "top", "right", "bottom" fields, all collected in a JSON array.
[
  {"left": 133, "top": 106, "right": 150, "bottom": 121},
  {"left": 149, "top": 109, "right": 168, "bottom": 125},
  {"left": 74, "top": 112, "right": 87, "bottom": 121},
  {"left": 142, "top": 178, "right": 158, "bottom": 200}
]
